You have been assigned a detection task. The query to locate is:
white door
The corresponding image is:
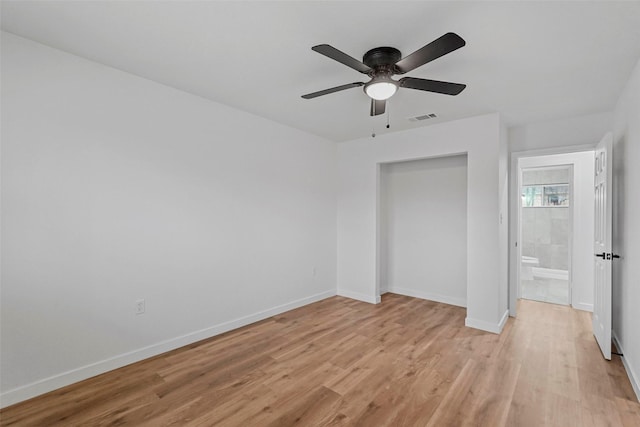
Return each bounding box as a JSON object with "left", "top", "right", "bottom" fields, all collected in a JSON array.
[{"left": 593, "top": 132, "right": 613, "bottom": 360}]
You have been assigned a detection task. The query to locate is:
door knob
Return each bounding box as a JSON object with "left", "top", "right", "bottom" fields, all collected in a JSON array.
[{"left": 595, "top": 252, "right": 606, "bottom": 258}]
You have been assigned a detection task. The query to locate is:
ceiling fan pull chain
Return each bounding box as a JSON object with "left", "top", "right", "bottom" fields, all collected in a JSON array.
[{"left": 386, "top": 104, "right": 391, "bottom": 129}]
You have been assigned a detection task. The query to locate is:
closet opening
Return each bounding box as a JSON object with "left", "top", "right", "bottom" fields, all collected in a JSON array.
[{"left": 378, "top": 154, "right": 468, "bottom": 308}]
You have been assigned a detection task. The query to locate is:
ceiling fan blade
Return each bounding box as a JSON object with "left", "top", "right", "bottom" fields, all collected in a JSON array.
[
  {"left": 301, "top": 82, "right": 365, "bottom": 99},
  {"left": 395, "top": 33, "right": 466, "bottom": 74},
  {"left": 399, "top": 77, "right": 466, "bottom": 95},
  {"left": 370, "top": 99, "right": 386, "bottom": 116},
  {"left": 312, "top": 44, "right": 372, "bottom": 74}
]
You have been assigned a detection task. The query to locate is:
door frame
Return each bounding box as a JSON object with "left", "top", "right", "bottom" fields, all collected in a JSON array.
[{"left": 509, "top": 144, "right": 595, "bottom": 317}]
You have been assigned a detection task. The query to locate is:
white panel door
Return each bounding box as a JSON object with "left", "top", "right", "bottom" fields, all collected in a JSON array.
[{"left": 593, "top": 132, "right": 612, "bottom": 360}]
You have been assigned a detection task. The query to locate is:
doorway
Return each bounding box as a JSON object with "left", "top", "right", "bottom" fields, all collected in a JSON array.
[
  {"left": 510, "top": 150, "right": 595, "bottom": 316},
  {"left": 519, "top": 165, "right": 572, "bottom": 305}
]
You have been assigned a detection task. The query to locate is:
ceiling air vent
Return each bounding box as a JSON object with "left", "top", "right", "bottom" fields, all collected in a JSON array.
[{"left": 408, "top": 113, "right": 438, "bottom": 122}]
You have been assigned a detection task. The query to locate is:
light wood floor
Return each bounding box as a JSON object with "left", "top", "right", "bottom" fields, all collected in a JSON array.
[{"left": 1, "top": 294, "right": 639, "bottom": 426}]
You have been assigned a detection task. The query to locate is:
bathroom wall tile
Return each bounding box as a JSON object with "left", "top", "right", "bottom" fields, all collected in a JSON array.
[
  {"left": 551, "top": 207, "right": 569, "bottom": 219},
  {"left": 535, "top": 209, "right": 552, "bottom": 244},
  {"left": 522, "top": 242, "right": 536, "bottom": 257},
  {"left": 548, "top": 244, "right": 569, "bottom": 270},
  {"left": 547, "top": 169, "right": 570, "bottom": 184},
  {"left": 551, "top": 218, "right": 569, "bottom": 245},
  {"left": 522, "top": 171, "right": 538, "bottom": 186},
  {"left": 522, "top": 168, "right": 570, "bottom": 185}
]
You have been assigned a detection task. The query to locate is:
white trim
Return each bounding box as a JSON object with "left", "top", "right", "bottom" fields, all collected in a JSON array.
[
  {"left": 612, "top": 331, "right": 640, "bottom": 402},
  {"left": 498, "top": 309, "right": 510, "bottom": 332},
  {"left": 337, "top": 289, "right": 380, "bottom": 304},
  {"left": 388, "top": 286, "right": 466, "bottom": 308},
  {"left": 465, "top": 310, "right": 509, "bottom": 334},
  {"left": 571, "top": 302, "right": 593, "bottom": 312},
  {"left": 509, "top": 153, "right": 521, "bottom": 316},
  {"left": 0, "top": 290, "right": 336, "bottom": 408}
]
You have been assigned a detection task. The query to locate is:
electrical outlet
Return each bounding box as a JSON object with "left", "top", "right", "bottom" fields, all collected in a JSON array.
[{"left": 135, "top": 299, "right": 145, "bottom": 315}]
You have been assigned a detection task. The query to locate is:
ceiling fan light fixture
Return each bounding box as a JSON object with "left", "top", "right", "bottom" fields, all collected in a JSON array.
[{"left": 365, "top": 79, "right": 397, "bottom": 100}]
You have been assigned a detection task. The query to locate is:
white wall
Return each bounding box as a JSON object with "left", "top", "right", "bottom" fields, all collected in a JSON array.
[
  {"left": 0, "top": 33, "right": 337, "bottom": 406},
  {"left": 516, "top": 152, "right": 595, "bottom": 312},
  {"left": 612, "top": 57, "right": 640, "bottom": 400},
  {"left": 337, "top": 113, "right": 509, "bottom": 333},
  {"left": 509, "top": 111, "right": 613, "bottom": 153},
  {"left": 380, "top": 155, "right": 467, "bottom": 307}
]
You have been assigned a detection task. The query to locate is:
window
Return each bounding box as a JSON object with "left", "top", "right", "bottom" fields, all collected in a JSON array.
[{"left": 522, "top": 184, "right": 569, "bottom": 207}]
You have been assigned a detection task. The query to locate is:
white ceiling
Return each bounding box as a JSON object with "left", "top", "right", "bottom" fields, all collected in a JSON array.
[{"left": 2, "top": 1, "right": 640, "bottom": 142}]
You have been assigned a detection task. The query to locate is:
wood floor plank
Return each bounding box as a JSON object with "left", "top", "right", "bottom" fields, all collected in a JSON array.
[
  {"left": 1, "top": 296, "right": 638, "bottom": 426},
  {"left": 331, "top": 355, "right": 413, "bottom": 420},
  {"left": 180, "top": 384, "right": 276, "bottom": 426},
  {"left": 386, "top": 365, "right": 454, "bottom": 426},
  {"left": 580, "top": 393, "right": 625, "bottom": 427},
  {"left": 547, "top": 338, "right": 580, "bottom": 401},
  {"left": 263, "top": 386, "right": 342, "bottom": 427},
  {"left": 505, "top": 378, "right": 551, "bottom": 427},
  {"left": 425, "top": 358, "right": 482, "bottom": 426},
  {"left": 323, "top": 348, "right": 382, "bottom": 396},
  {"left": 545, "top": 393, "right": 583, "bottom": 427},
  {"left": 615, "top": 396, "right": 640, "bottom": 427}
]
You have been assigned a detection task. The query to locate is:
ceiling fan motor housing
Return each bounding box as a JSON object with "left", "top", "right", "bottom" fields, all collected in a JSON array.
[{"left": 363, "top": 47, "right": 402, "bottom": 73}]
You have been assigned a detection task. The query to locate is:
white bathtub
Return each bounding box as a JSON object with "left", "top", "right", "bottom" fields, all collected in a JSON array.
[{"left": 521, "top": 256, "right": 539, "bottom": 280}]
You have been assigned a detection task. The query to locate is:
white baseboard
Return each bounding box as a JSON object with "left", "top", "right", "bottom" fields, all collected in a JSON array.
[
  {"left": 337, "top": 289, "right": 380, "bottom": 304},
  {"left": 612, "top": 331, "right": 640, "bottom": 402},
  {"left": 572, "top": 302, "right": 594, "bottom": 312},
  {"left": 465, "top": 309, "right": 510, "bottom": 334},
  {"left": 0, "top": 289, "right": 336, "bottom": 409},
  {"left": 387, "top": 286, "right": 466, "bottom": 308},
  {"left": 498, "top": 309, "right": 510, "bottom": 332}
]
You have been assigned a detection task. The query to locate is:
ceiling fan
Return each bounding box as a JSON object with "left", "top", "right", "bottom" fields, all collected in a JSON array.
[{"left": 301, "top": 33, "right": 467, "bottom": 116}]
